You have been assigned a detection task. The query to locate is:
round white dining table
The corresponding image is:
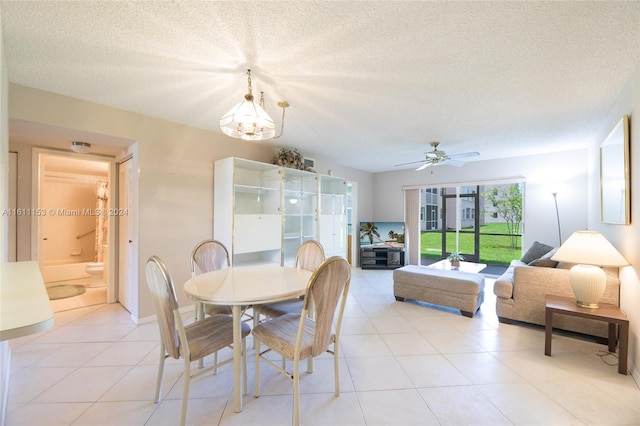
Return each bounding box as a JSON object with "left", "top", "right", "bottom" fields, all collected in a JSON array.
[
  {"left": 183, "top": 265, "right": 312, "bottom": 413},
  {"left": 1, "top": 262, "right": 55, "bottom": 426}
]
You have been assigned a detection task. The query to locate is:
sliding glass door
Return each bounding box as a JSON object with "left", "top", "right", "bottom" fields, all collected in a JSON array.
[
  {"left": 418, "top": 181, "right": 523, "bottom": 266},
  {"left": 442, "top": 186, "right": 480, "bottom": 262}
]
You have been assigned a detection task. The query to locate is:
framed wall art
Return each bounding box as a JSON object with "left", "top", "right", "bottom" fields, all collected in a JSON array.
[{"left": 600, "top": 115, "right": 630, "bottom": 225}]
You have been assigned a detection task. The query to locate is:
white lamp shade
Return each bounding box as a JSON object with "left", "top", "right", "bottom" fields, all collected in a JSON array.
[
  {"left": 219, "top": 98, "right": 275, "bottom": 141},
  {"left": 551, "top": 230, "right": 628, "bottom": 266}
]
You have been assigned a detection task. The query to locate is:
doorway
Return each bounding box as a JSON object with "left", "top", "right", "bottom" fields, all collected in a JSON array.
[{"left": 34, "top": 149, "right": 113, "bottom": 312}]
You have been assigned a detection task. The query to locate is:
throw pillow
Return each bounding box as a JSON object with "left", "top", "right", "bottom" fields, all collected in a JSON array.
[
  {"left": 520, "top": 241, "right": 554, "bottom": 264},
  {"left": 532, "top": 247, "right": 559, "bottom": 268},
  {"left": 528, "top": 258, "right": 558, "bottom": 268}
]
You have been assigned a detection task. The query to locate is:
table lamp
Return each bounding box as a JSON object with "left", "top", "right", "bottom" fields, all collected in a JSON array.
[{"left": 551, "top": 230, "right": 628, "bottom": 308}]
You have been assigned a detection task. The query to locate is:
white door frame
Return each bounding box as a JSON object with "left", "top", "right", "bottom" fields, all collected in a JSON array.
[
  {"left": 31, "top": 147, "right": 116, "bottom": 301},
  {"left": 115, "top": 155, "right": 137, "bottom": 313}
]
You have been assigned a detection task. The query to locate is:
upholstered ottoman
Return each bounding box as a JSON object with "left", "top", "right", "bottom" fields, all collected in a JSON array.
[{"left": 393, "top": 265, "right": 485, "bottom": 317}]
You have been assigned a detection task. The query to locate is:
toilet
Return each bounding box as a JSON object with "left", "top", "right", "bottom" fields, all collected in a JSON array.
[
  {"left": 85, "top": 245, "right": 108, "bottom": 288},
  {"left": 85, "top": 262, "right": 105, "bottom": 287}
]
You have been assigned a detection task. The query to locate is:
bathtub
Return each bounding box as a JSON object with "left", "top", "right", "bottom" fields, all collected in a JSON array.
[{"left": 41, "top": 261, "right": 92, "bottom": 284}]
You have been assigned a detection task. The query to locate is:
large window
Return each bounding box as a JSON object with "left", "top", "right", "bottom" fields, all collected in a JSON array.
[{"left": 418, "top": 180, "right": 524, "bottom": 266}]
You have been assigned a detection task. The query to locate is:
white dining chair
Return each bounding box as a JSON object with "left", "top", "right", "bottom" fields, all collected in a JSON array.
[
  {"left": 146, "top": 255, "right": 251, "bottom": 426},
  {"left": 254, "top": 239, "right": 325, "bottom": 321},
  {"left": 190, "top": 239, "right": 233, "bottom": 317},
  {"left": 253, "top": 256, "right": 351, "bottom": 426}
]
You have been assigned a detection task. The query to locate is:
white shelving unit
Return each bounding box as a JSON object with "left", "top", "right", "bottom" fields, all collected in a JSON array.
[
  {"left": 214, "top": 158, "right": 282, "bottom": 266},
  {"left": 214, "top": 157, "right": 347, "bottom": 267}
]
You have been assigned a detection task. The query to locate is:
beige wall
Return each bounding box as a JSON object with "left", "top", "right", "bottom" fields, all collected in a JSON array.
[
  {"left": 7, "top": 84, "right": 373, "bottom": 320},
  {"left": 587, "top": 65, "right": 640, "bottom": 382}
]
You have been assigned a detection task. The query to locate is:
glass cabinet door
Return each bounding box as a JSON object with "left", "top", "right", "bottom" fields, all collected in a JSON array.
[
  {"left": 233, "top": 159, "right": 281, "bottom": 215},
  {"left": 319, "top": 175, "right": 347, "bottom": 259},
  {"left": 282, "top": 168, "right": 318, "bottom": 266},
  {"left": 232, "top": 159, "right": 282, "bottom": 265}
]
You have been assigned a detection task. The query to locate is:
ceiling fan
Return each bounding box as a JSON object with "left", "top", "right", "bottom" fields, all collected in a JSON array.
[{"left": 395, "top": 142, "right": 480, "bottom": 170}]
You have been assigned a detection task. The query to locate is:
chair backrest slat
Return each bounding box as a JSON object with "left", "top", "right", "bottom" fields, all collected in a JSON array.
[
  {"left": 303, "top": 256, "right": 350, "bottom": 356},
  {"left": 191, "top": 239, "right": 231, "bottom": 275},
  {"left": 145, "top": 256, "right": 181, "bottom": 359},
  {"left": 295, "top": 240, "right": 325, "bottom": 272}
]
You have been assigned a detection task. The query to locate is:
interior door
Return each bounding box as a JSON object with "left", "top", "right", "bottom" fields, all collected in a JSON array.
[{"left": 118, "top": 158, "right": 134, "bottom": 312}]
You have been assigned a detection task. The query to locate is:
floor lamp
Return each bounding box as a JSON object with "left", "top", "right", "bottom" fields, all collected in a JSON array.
[{"left": 552, "top": 192, "right": 561, "bottom": 246}]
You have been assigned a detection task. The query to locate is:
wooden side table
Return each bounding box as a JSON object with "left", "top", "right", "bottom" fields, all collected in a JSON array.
[{"left": 544, "top": 294, "right": 629, "bottom": 375}]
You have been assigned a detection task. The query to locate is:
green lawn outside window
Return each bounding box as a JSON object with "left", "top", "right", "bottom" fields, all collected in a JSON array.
[{"left": 420, "top": 223, "right": 521, "bottom": 266}]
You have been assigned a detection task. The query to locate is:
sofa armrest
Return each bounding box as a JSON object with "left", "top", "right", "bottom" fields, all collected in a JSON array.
[
  {"left": 492, "top": 259, "right": 525, "bottom": 299},
  {"left": 493, "top": 279, "right": 514, "bottom": 298}
]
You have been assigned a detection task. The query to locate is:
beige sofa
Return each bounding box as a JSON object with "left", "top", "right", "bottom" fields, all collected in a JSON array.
[{"left": 493, "top": 260, "right": 621, "bottom": 338}]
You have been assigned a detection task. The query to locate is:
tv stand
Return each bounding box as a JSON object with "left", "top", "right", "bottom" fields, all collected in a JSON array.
[{"left": 360, "top": 246, "right": 405, "bottom": 269}]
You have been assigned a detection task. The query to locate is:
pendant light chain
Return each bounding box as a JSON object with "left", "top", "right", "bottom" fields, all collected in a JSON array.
[
  {"left": 246, "top": 69, "right": 254, "bottom": 101},
  {"left": 275, "top": 102, "right": 286, "bottom": 139}
]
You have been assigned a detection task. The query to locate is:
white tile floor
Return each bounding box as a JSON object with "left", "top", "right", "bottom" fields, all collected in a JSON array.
[{"left": 6, "top": 268, "right": 640, "bottom": 425}]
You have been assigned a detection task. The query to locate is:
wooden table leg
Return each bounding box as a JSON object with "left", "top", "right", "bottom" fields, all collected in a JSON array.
[
  {"left": 607, "top": 323, "right": 617, "bottom": 353},
  {"left": 232, "top": 305, "right": 243, "bottom": 412},
  {"left": 619, "top": 322, "right": 629, "bottom": 375},
  {"left": 544, "top": 309, "right": 553, "bottom": 356}
]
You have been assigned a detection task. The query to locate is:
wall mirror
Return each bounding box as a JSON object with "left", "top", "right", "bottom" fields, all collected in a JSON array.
[{"left": 600, "top": 115, "right": 630, "bottom": 225}]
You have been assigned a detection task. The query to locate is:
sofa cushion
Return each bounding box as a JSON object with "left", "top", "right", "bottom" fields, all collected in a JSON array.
[
  {"left": 556, "top": 261, "right": 574, "bottom": 270},
  {"left": 528, "top": 247, "right": 559, "bottom": 268},
  {"left": 528, "top": 258, "right": 558, "bottom": 267},
  {"left": 521, "top": 241, "right": 554, "bottom": 264}
]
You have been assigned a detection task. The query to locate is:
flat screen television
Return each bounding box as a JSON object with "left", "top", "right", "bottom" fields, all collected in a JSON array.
[{"left": 359, "top": 221, "right": 405, "bottom": 247}]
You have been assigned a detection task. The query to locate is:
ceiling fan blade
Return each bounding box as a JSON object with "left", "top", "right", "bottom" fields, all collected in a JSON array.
[
  {"left": 395, "top": 159, "right": 428, "bottom": 167},
  {"left": 443, "top": 159, "right": 465, "bottom": 167},
  {"left": 416, "top": 162, "right": 433, "bottom": 171},
  {"left": 399, "top": 144, "right": 480, "bottom": 170},
  {"left": 447, "top": 151, "right": 480, "bottom": 159}
]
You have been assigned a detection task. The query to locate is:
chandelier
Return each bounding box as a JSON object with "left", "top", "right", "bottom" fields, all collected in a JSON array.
[{"left": 219, "top": 69, "right": 289, "bottom": 141}]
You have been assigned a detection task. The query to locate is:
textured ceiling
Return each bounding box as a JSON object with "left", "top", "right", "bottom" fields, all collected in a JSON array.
[{"left": 2, "top": 1, "right": 640, "bottom": 172}]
